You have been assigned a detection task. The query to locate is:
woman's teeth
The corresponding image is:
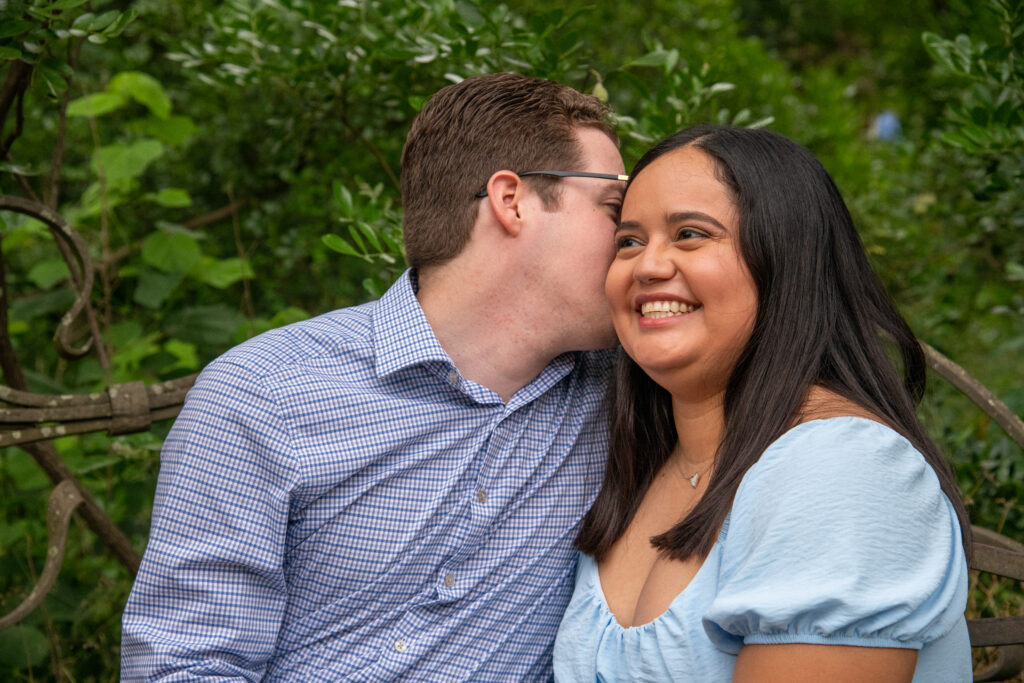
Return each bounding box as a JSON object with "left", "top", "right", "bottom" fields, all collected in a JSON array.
[{"left": 640, "top": 300, "right": 697, "bottom": 319}]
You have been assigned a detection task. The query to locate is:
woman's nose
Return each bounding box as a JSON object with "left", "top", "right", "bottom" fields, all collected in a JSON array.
[{"left": 633, "top": 242, "right": 675, "bottom": 283}]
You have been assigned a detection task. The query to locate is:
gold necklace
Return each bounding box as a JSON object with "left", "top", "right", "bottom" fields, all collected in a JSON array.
[{"left": 674, "top": 453, "right": 714, "bottom": 488}]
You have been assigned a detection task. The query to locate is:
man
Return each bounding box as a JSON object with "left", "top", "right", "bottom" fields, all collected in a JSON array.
[{"left": 122, "top": 72, "right": 627, "bottom": 681}]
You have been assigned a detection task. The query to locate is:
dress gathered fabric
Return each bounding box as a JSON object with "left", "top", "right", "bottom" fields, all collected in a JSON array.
[{"left": 553, "top": 417, "right": 971, "bottom": 682}]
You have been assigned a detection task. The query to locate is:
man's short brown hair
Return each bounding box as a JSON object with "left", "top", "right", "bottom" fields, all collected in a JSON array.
[{"left": 400, "top": 73, "right": 615, "bottom": 269}]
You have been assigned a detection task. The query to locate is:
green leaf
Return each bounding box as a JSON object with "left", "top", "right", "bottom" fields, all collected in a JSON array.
[
  {"left": 356, "top": 221, "right": 383, "bottom": 251},
  {"left": 269, "top": 307, "right": 310, "bottom": 328},
  {"left": 101, "top": 9, "right": 138, "bottom": 38},
  {"left": 922, "top": 32, "right": 973, "bottom": 75},
  {"left": 106, "top": 321, "right": 143, "bottom": 347},
  {"left": 141, "top": 230, "right": 202, "bottom": 273},
  {"left": 92, "top": 139, "right": 164, "bottom": 183},
  {"left": 333, "top": 181, "right": 353, "bottom": 213},
  {"left": 322, "top": 233, "right": 365, "bottom": 258},
  {"left": 0, "top": 626, "right": 49, "bottom": 670},
  {"left": 10, "top": 288, "right": 75, "bottom": 321},
  {"left": 0, "top": 518, "right": 28, "bottom": 552},
  {"left": 0, "top": 21, "right": 32, "bottom": 39},
  {"left": 70, "top": 12, "right": 95, "bottom": 31},
  {"left": 164, "top": 338, "right": 199, "bottom": 371},
  {"left": 193, "top": 257, "right": 254, "bottom": 288},
  {"left": 37, "top": 61, "right": 68, "bottom": 96},
  {"left": 628, "top": 50, "right": 674, "bottom": 68},
  {"left": 132, "top": 115, "right": 197, "bottom": 146},
  {"left": 108, "top": 71, "right": 172, "bottom": 119},
  {"left": 50, "top": 0, "right": 91, "bottom": 9},
  {"left": 166, "top": 305, "right": 243, "bottom": 346},
  {"left": 0, "top": 46, "right": 22, "bottom": 60},
  {"left": 27, "top": 259, "right": 70, "bottom": 288},
  {"left": 86, "top": 10, "right": 120, "bottom": 33},
  {"left": 133, "top": 268, "right": 185, "bottom": 308},
  {"left": 67, "top": 92, "right": 126, "bottom": 117},
  {"left": 940, "top": 129, "right": 975, "bottom": 150},
  {"left": 146, "top": 188, "right": 192, "bottom": 207}
]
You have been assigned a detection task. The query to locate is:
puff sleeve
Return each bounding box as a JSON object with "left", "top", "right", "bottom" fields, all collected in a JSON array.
[{"left": 702, "top": 418, "right": 968, "bottom": 653}]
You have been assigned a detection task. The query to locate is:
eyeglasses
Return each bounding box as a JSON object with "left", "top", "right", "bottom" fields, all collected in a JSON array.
[{"left": 474, "top": 170, "right": 630, "bottom": 198}]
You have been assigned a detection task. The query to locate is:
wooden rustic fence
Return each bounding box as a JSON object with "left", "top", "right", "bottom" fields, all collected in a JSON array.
[{"left": 1, "top": 193, "right": 1022, "bottom": 680}]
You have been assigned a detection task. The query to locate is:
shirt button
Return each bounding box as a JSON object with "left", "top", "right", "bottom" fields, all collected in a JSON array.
[
  {"left": 447, "top": 369, "right": 460, "bottom": 386},
  {"left": 393, "top": 638, "right": 407, "bottom": 653},
  {"left": 476, "top": 488, "right": 488, "bottom": 504},
  {"left": 443, "top": 573, "right": 456, "bottom": 588}
]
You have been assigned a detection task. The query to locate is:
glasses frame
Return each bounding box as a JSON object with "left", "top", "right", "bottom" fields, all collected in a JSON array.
[{"left": 474, "top": 170, "right": 629, "bottom": 198}]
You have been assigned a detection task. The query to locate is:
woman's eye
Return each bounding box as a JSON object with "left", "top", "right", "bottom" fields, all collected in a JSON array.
[
  {"left": 677, "top": 228, "right": 704, "bottom": 240},
  {"left": 615, "top": 235, "right": 641, "bottom": 249}
]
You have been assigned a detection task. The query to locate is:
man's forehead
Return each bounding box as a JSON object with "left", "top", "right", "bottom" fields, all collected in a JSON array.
[{"left": 574, "top": 126, "right": 625, "bottom": 168}]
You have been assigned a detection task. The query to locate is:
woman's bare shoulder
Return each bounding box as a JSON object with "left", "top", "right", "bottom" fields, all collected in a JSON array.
[{"left": 795, "top": 386, "right": 890, "bottom": 427}]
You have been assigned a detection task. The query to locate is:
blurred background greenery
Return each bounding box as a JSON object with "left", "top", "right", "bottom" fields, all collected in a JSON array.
[{"left": 0, "top": 0, "right": 1021, "bottom": 678}]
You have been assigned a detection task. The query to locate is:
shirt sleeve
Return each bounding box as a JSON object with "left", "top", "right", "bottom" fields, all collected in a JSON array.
[
  {"left": 702, "top": 418, "right": 968, "bottom": 654},
  {"left": 121, "top": 357, "right": 298, "bottom": 681}
]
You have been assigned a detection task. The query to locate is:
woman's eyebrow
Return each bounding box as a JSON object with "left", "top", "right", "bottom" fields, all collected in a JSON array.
[
  {"left": 616, "top": 211, "right": 728, "bottom": 234},
  {"left": 665, "top": 211, "right": 727, "bottom": 230}
]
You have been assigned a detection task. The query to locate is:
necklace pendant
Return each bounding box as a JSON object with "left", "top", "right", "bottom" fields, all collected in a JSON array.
[{"left": 689, "top": 473, "right": 699, "bottom": 488}]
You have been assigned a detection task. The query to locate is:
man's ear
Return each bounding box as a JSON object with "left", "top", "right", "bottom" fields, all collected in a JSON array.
[{"left": 483, "top": 171, "right": 526, "bottom": 237}]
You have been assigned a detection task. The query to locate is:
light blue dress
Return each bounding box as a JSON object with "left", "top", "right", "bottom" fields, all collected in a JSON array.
[{"left": 553, "top": 417, "right": 971, "bottom": 682}]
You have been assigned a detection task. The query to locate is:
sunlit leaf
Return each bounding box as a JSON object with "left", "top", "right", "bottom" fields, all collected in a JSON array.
[
  {"left": 193, "top": 257, "right": 254, "bottom": 288},
  {"left": 132, "top": 115, "right": 197, "bottom": 145},
  {"left": 146, "top": 188, "right": 192, "bottom": 207},
  {"left": 323, "top": 233, "right": 365, "bottom": 258},
  {"left": 108, "top": 71, "right": 172, "bottom": 118},
  {"left": 67, "top": 92, "right": 126, "bottom": 117},
  {"left": 92, "top": 139, "right": 164, "bottom": 183}
]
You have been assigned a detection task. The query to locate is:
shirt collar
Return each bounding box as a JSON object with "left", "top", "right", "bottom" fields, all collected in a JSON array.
[{"left": 372, "top": 269, "right": 453, "bottom": 378}]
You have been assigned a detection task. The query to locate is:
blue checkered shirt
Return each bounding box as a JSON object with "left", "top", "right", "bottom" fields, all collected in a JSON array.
[{"left": 121, "top": 271, "right": 613, "bottom": 681}]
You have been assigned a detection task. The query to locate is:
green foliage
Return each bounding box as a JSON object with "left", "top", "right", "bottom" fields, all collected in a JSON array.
[{"left": 0, "top": 0, "right": 1022, "bottom": 679}]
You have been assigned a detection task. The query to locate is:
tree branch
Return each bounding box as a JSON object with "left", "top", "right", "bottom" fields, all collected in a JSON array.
[
  {"left": 0, "top": 232, "right": 138, "bottom": 573},
  {"left": 182, "top": 197, "right": 249, "bottom": 230},
  {"left": 922, "top": 341, "right": 1024, "bottom": 451},
  {"left": 0, "top": 60, "right": 33, "bottom": 137},
  {"left": 339, "top": 111, "right": 401, "bottom": 192}
]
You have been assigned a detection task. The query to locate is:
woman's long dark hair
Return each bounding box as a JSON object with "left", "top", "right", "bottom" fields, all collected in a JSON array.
[{"left": 576, "top": 124, "right": 971, "bottom": 561}]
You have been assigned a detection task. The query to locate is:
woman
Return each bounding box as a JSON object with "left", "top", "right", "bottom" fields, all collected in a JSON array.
[{"left": 553, "top": 125, "right": 971, "bottom": 682}]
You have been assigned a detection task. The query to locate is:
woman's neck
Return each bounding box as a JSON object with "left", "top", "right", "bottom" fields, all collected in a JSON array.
[{"left": 670, "top": 392, "right": 726, "bottom": 472}]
